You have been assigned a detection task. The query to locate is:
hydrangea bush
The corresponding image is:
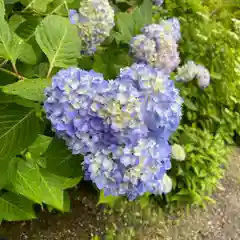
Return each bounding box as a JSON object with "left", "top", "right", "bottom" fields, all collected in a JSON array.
[{"left": 0, "top": 0, "right": 237, "bottom": 221}]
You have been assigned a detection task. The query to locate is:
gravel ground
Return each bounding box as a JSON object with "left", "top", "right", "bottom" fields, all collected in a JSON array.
[{"left": 0, "top": 148, "right": 240, "bottom": 240}]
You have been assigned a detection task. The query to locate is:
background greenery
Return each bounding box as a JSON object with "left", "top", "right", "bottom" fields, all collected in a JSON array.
[{"left": 0, "top": 0, "right": 239, "bottom": 221}]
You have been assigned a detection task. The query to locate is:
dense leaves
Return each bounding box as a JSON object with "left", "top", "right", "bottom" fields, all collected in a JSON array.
[{"left": 0, "top": 0, "right": 238, "bottom": 221}]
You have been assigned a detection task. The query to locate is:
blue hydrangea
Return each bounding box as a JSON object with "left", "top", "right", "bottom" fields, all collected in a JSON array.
[
  {"left": 69, "top": 0, "right": 115, "bottom": 55},
  {"left": 44, "top": 67, "right": 118, "bottom": 154},
  {"left": 130, "top": 22, "right": 181, "bottom": 73},
  {"left": 159, "top": 18, "right": 181, "bottom": 42},
  {"left": 176, "top": 61, "right": 211, "bottom": 88},
  {"left": 44, "top": 64, "right": 183, "bottom": 200},
  {"left": 83, "top": 138, "right": 172, "bottom": 200},
  {"left": 116, "top": 63, "right": 183, "bottom": 140}
]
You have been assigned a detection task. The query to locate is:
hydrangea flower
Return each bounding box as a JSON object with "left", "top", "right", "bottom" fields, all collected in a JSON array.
[
  {"left": 196, "top": 65, "right": 211, "bottom": 88},
  {"left": 83, "top": 138, "right": 172, "bottom": 200},
  {"left": 159, "top": 18, "right": 181, "bottom": 42},
  {"left": 176, "top": 61, "right": 211, "bottom": 88},
  {"left": 69, "top": 0, "right": 115, "bottom": 55},
  {"left": 44, "top": 67, "right": 118, "bottom": 154},
  {"left": 44, "top": 63, "right": 183, "bottom": 199},
  {"left": 116, "top": 63, "right": 183, "bottom": 140},
  {"left": 130, "top": 22, "right": 181, "bottom": 73}
]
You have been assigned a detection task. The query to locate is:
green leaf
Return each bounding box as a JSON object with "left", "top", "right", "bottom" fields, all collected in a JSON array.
[
  {"left": 0, "top": 192, "right": 36, "bottom": 221},
  {"left": 15, "top": 16, "right": 42, "bottom": 40},
  {"left": 9, "top": 159, "right": 64, "bottom": 210},
  {"left": 98, "top": 190, "right": 120, "bottom": 208},
  {"left": 114, "top": 0, "right": 152, "bottom": 43},
  {"left": 0, "top": 0, "right": 5, "bottom": 18},
  {"left": 46, "top": 0, "right": 77, "bottom": 16},
  {"left": 0, "top": 18, "right": 23, "bottom": 64},
  {"left": 20, "top": 0, "right": 54, "bottom": 12},
  {"left": 0, "top": 103, "right": 41, "bottom": 158},
  {"left": 0, "top": 156, "right": 18, "bottom": 189},
  {"left": 35, "top": 15, "right": 81, "bottom": 75},
  {"left": 44, "top": 137, "right": 83, "bottom": 178},
  {"left": 18, "top": 40, "right": 41, "bottom": 65},
  {"left": 8, "top": 14, "right": 25, "bottom": 31},
  {"left": 40, "top": 169, "right": 82, "bottom": 189},
  {"left": 184, "top": 98, "right": 198, "bottom": 111},
  {"left": 28, "top": 134, "right": 52, "bottom": 157},
  {"left": 2, "top": 78, "right": 51, "bottom": 101}
]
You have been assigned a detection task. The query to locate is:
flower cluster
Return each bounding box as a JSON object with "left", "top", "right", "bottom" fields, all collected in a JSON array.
[
  {"left": 44, "top": 63, "right": 183, "bottom": 199},
  {"left": 176, "top": 61, "right": 211, "bottom": 88},
  {"left": 130, "top": 18, "right": 181, "bottom": 74},
  {"left": 69, "top": 0, "right": 115, "bottom": 55}
]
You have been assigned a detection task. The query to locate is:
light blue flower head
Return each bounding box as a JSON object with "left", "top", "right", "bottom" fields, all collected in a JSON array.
[
  {"left": 69, "top": 0, "right": 115, "bottom": 55},
  {"left": 83, "top": 138, "right": 172, "bottom": 200},
  {"left": 130, "top": 21, "right": 181, "bottom": 73},
  {"left": 44, "top": 67, "right": 117, "bottom": 154},
  {"left": 116, "top": 63, "right": 183, "bottom": 140}
]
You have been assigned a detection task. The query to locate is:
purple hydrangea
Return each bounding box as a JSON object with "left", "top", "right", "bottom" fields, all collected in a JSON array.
[
  {"left": 83, "top": 138, "right": 172, "bottom": 200},
  {"left": 69, "top": 0, "right": 115, "bottom": 55},
  {"left": 130, "top": 21, "right": 181, "bottom": 73}
]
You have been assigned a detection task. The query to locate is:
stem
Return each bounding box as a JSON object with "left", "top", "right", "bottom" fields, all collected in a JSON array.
[
  {"left": 0, "top": 67, "right": 25, "bottom": 80},
  {"left": 12, "top": 63, "right": 19, "bottom": 75},
  {"left": 12, "top": 63, "right": 24, "bottom": 80},
  {"left": 46, "top": 64, "right": 53, "bottom": 79}
]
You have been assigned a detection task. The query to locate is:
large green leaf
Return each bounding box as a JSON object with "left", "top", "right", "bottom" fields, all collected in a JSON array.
[
  {"left": 0, "top": 192, "right": 36, "bottom": 221},
  {"left": 9, "top": 15, "right": 42, "bottom": 65},
  {"left": 0, "top": 156, "right": 18, "bottom": 189},
  {"left": 35, "top": 15, "right": 81, "bottom": 75},
  {"left": 0, "top": 103, "right": 41, "bottom": 158},
  {"left": 0, "top": 18, "right": 23, "bottom": 63},
  {"left": 15, "top": 15, "right": 42, "bottom": 41},
  {"left": 44, "top": 137, "right": 83, "bottom": 178},
  {"left": 8, "top": 14, "right": 25, "bottom": 31},
  {"left": 40, "top": 169, "right": 82, "bottom": 190},
  {"left": 9, "top": 159, "right": 64, "bottom": 210},
  {"left": 20, "top": 0, "right": 54, "bottom": 12},
  {"left": 28, "top": 134, "right": 53, "bottom": 157},
  {"left": 114, "top": 0, "right": 152, "bottom": 43},
  {"left": 18, "top": 41, "right": 40, "bottom": 65},
  {"left": 2, "top": 78, "right": 51, "bottom": 101}
]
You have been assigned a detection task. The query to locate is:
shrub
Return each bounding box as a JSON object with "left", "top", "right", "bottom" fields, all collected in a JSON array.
[
  {"left": 155, "top": 0, "right": 240, "bottom": 144},
  {"left": 0, "top": 0, "right": 238, "bottom": 222}
]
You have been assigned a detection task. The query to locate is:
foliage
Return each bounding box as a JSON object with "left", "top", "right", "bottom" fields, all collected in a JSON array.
[
  {"left": 155, "top": 0, "right": 240, "bottom": 144},
  {"left": 165, "top": 125, "right": 230, "bottom": 209},
  {"left": 0, "top": 0, "right": 239, "bottom": 222}
]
